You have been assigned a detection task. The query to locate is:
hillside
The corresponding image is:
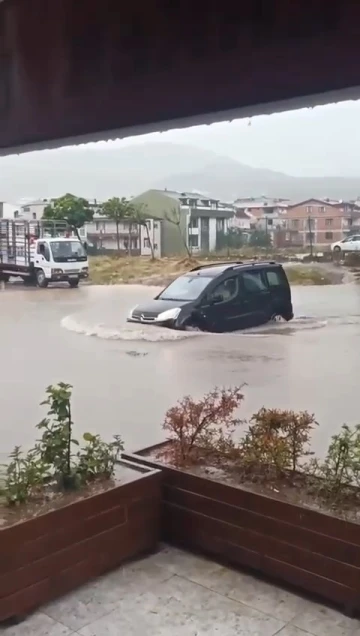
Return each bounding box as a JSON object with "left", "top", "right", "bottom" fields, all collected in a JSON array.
[{"left": 0, "top": 141, "right": 359, "bottom": 202}]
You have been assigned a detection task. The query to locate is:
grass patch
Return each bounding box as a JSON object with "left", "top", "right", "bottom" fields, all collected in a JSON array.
[
  {"left": 89, "top": 256, "right": 336, "bottom": 287},
  {"left": 88, "top": 256, "right": 201, "bottom": 286},
  {"left": 285, "top": 266, "right": 333, "bottom": 286}
]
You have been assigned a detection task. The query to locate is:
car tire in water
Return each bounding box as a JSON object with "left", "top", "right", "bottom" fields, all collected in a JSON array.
[
  {"left": 333, "top": 246, "right": 341, "bottom": 253},
  {"left": 68, "top": 278, "right": 80, "bottom": 288},
  {"left": 36, "top": 269, "right": 48, "bottom": 288}
]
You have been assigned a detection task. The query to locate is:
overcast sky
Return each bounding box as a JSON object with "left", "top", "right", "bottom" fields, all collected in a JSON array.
[{"left": 81, "top": 99, "right": 360, "bottom": 178}]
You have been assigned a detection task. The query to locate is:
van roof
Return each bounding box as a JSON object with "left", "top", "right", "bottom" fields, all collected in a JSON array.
[{"left": 188, "top": 261, "right": 282, "bottom": 277}]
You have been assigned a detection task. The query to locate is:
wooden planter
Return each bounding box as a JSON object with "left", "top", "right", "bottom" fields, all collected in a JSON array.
[
  {"left": 0, "top": 459, "right": 161, "bottom": 624},
  {"left": 124, "top": 444, "right": 360, "bottom": 616}
]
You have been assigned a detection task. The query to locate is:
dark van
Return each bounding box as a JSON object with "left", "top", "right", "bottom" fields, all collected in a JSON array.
[{"left": 127, "top": 261, "right": 293, "bottom": 333}]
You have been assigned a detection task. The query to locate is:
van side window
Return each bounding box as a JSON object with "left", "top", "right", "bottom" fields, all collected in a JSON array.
[
  {"left": 266, "top": 270, "right": 283, "bottom": 287},
  {"left": 241, "top": 271, "right": 267, "bottom": 293},
  {"left": 209, "top": 276, "right": 238, "bottom": 303}
]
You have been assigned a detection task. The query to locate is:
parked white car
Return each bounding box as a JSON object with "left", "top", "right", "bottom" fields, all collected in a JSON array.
[{"left": 331, "top": 235, "right": 360, "bottom": 253}]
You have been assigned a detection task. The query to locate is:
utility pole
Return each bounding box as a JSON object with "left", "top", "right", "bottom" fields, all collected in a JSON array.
[{"left": 307, "top": 214, "right": 314, "bottom": 259}]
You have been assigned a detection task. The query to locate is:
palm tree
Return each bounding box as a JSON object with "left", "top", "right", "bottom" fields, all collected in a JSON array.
[
  {"left": 102, "top": 197, "right": 134, "bottom": 253},
  {"left": 127, "top": 203, "right": 156, "bottom": 260}
]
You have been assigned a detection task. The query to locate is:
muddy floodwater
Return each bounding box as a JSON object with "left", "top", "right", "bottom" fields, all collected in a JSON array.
[{"left": 1, "top": 282, "right": 359, "bottom": 461}]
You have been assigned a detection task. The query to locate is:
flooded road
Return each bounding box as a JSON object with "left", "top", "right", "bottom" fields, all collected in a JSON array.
[{"left": 1, "top": 282, "right": 359, "bottom": 460}]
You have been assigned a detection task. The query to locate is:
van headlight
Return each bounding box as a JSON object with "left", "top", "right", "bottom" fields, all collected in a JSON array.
[
  {"left": 155, "top": 307, "right": 181, "bottom": 322},
  {"left": 128, "top": 305, "right": 138, "bottom": 319}
]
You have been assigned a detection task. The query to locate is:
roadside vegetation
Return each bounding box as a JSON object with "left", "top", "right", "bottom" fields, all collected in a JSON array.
[
  {"left": 285, "top": 266, "right": 334, "bottom": 285},
  {"left": 0, "top": 383, "right": 123, "bottom": 525},
  {"left": 88, "top": 255, "right": 338, "bottom": 286},
  {"left": 158, "top": 386, "right": 360, "bottom": 518}
]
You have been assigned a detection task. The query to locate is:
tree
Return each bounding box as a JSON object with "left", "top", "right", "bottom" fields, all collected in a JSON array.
[
  {"left": 165, "top": 206, "right": 191, "bottom": 258},
  {"left": 43, "top": 194, "right": 93, "bottom": 240},
  {"left": 127, "top": 203, "right": 156, "bottom": 260},
  {"left": 216, "top": 227, "right": 245, "bottom": 253},
  {"left": 249, "top": 229, "right": 272, "bottom": 248},
  {"left": 102, "top": 197, "right": 134, "bottom": 253}
]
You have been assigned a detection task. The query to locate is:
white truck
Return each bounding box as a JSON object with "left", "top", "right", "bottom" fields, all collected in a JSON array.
[{"left": 0, "top": 219, "right": 89, "bottom": 287}]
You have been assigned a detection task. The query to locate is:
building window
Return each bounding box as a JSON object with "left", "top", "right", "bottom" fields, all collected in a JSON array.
[
  {"left": 143, "top": 238, "right": 150, "bottom": 248},
  {"left": 267, "top": 219, "right": 273, "bottom": 226},
  {"left": 32, "top": 212, "right": 36, "bottom": 219},
  {"left": 15, "top": 225, "right": 22, "bottom": 236},
  {"left": 325, "top": 232, "right": 333, "bottom": 240},
  {"left": 216, "top": 218, "right": 225, "bottom": 231},
  {"left": 306, "top": 232, "right": 314, "bottom": 242},
  {"left": 319, "top": 206, "right": 326, "bottom": 213},
  {"left": 306, "top": 206, "right": 312, "bottom": 214},
  {"left": 325, "top": 218, "right": 333, "bottom": 227},
  {"left": 154, "top": 222, "right": 159, "bottom": 229},
  {"left": 23, "top": 206, "right": 30, "bottom": 212},
  {"left": 292, "top": 219, "right": 299, "bottom": 229},
  {"left": 189, "top": 217, "right": 199, "bottom": 229},
  {"left": 188, "top": 234, "right": 199, "bottom": 248},
  {"left": 14, "top": 210, "right": 19, "bottom": 218}
]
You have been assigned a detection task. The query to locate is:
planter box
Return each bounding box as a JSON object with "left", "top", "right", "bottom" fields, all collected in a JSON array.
[
  {"left": 124, "top": 444, "right": 360, "bottom": 616},
  {"left": 0, "top": 459, "right": 161, "bottom": 624}
]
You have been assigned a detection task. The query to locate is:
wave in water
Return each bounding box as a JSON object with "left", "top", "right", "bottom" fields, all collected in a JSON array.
[
  {"left": 62, "top": 313, "right": 328, "bottom": 342},
  {"left": 61, "top": 315, "right": 200, "bottom": 341},
  {"left": 242, "top": 316, "right": 327, "bottom": 335}
]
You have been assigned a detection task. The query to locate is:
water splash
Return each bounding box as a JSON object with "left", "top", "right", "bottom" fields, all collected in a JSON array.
[{"left": 61, "top": 314, "right": 200, "bottom": 342}]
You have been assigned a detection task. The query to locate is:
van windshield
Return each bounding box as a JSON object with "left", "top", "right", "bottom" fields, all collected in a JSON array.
[
  {"left": 159, "top": 275, "right": 212, "bottom": 301},
  {"left": 50, "top": 240, "right": 87, "bottom": 262}
]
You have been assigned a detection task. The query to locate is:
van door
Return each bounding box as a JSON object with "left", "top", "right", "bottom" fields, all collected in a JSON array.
[
  {"left": 200, "top": 275, "right": 244, "bottom": 332},
  {"left": 238, "top": 269, "right": 272, "bottom": 327}
]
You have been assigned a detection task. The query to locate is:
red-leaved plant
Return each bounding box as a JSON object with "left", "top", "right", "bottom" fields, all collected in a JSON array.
[{"left": 162, "top": 386, "right": 244, "bottom": 466}]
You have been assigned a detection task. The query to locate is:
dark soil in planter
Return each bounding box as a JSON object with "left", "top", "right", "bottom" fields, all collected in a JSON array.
[
  {"left": 0, "top": 462, "right": 136, "bottom": 529},
  {"left": 145, "top": 441, "right": 360, "bottom": 524}
]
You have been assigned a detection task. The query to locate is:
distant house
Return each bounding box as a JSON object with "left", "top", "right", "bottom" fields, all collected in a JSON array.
[
  {"left": 132, "top": 189, "right": 235, "bottom": 256},
  {"left": 233, "top": 196, "right": 289, "bottom": 238},
  {"left": 0, "top": 199, "right": 50, "bottom": 220},
  {"left": 284, "top": 198, "right": 360, "bottom": 247},
  {"left": 82, "top": 201, "right": 162, "bottom": 256}
]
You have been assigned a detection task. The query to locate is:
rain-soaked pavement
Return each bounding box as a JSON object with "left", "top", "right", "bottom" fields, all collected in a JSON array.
[
  {"left": 1, "top": 281, "right": 360, "bottom": 457},
  {"left": 2, "top": 281, "right": 360, "bottom": 635}
]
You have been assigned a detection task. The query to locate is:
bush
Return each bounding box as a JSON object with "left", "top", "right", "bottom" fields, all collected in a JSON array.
[
  {"left": 239, "top": 408, "right": 317, "bottom": 479},
  {"left": 310, "top": 424, "right": 360, "bottom": 499},
  {"left": 163, "top": 386, "right": 244, "bottom": 466},
  {"left": 0, "top": 383, "right": 124, "bottom": 506}
]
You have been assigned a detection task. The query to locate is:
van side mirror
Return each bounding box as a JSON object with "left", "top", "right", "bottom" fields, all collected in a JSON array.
[{"left": 211, "top": 294, "right": 223, "bottom": 305}]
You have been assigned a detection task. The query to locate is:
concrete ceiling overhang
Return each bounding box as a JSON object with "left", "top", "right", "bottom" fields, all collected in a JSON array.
[{"left": 0, "top": 0, "right": 360, "bottom": 155}]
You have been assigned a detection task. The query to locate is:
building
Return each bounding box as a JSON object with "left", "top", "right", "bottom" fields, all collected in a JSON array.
[
  {"left": 0, "top": 198, "right": 53, "bottom": 221},
  {"left": 16, "top": 199, "right": 49, "bottom": 220},
  {"left": 0, "top": 202, "right": 20, "bottom": 219},
  {"left": 283, "top": 198, "right": 360, "bottom": 247},
  {"left": 132, "top": 189, "right": 235, "bottom": 256},
  {"left": 233, "top": 196, "right": 289, "bottom": 228}
]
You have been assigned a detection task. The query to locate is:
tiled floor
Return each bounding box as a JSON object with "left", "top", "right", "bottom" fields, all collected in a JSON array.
[{"left": 3, "top": 545, "right": 360, "bottom": 635}]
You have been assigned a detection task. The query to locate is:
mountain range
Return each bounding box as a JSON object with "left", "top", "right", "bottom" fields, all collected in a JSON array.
[{"left": 0, "top": 141, "right": 359, "bottom": 203}]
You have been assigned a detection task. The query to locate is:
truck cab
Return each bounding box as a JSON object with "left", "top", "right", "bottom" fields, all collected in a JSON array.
[
  {"left": 33, "top": 236, "right": 89, "bottom": 287},
  {"left": 0, "top": 219, "right": 89, "bottom": 287}
]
